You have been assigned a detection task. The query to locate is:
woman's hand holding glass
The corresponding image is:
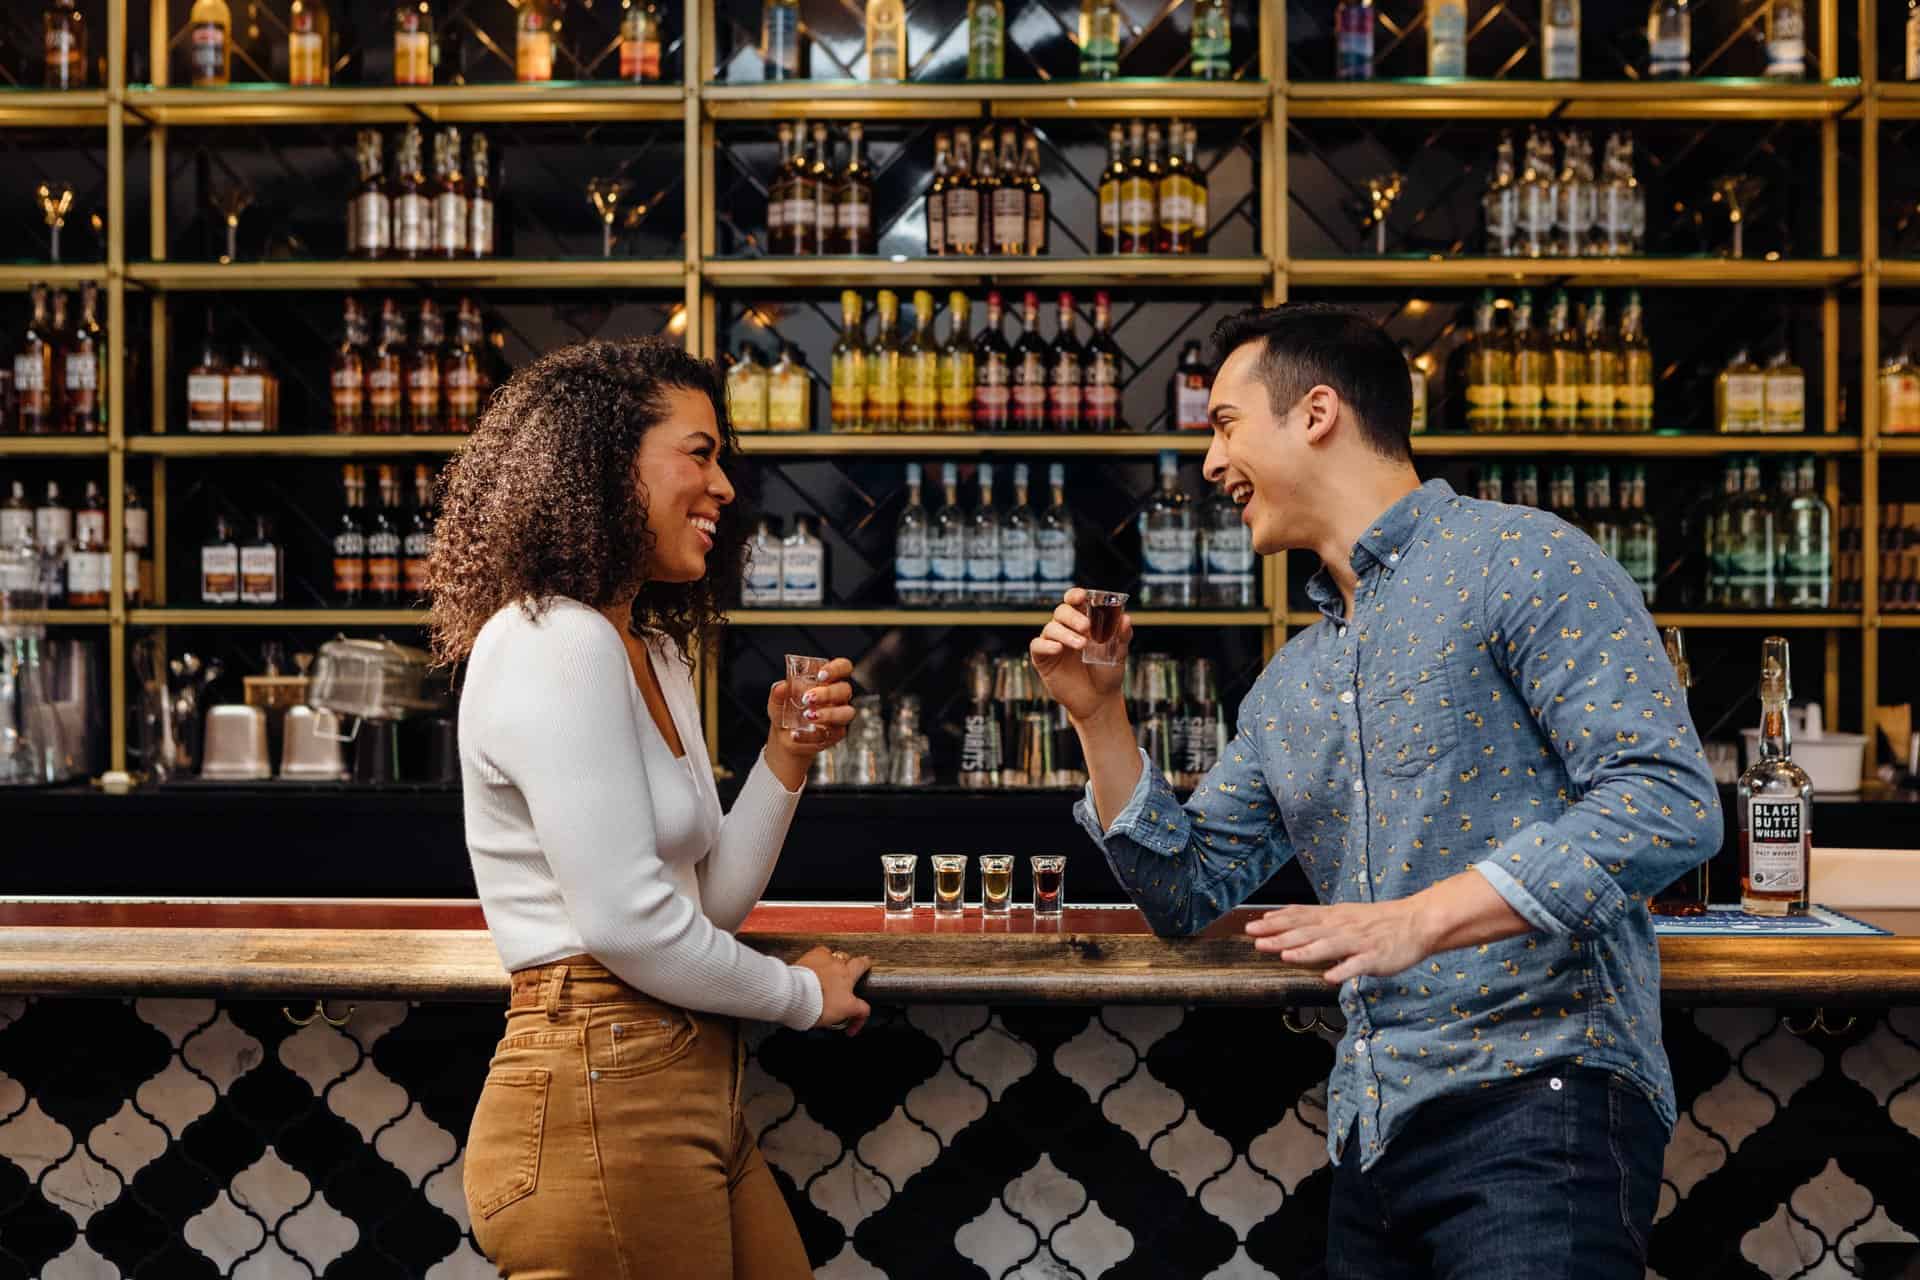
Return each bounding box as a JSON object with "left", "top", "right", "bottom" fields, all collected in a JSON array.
[{"left": 763, "top": 656, "right": 857, "bottom": 787}]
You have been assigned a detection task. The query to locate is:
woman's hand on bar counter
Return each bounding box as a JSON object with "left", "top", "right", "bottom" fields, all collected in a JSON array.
[
  {"left": 796, "top": 946, "right": 873, "bottom": 1035},
  {"left": 763, "top": 657, "right": 858, "bottom": 790}
]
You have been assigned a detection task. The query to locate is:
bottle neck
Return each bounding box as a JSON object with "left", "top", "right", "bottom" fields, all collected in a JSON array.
[{"left": 1759, "top": 695, "right": 1791, "bottom": 759}]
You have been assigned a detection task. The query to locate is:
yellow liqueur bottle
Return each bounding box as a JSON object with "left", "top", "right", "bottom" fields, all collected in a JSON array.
[
  {"left": 1716, "top": 348, "right": 1766, "bottom": 433},
  {"left": 867, "top": 290, "right": 903, "bottom": 432},
  {"left": 940, "top": 292, "right": 976, "bottom": 431},
  {"left": 902, "top": 290, "right": 941, "bottom": 431},
  {"left": 1544, "top": 288, "right": 1582, "bottom": 433},
  {"left": 1580, "top": 290, "right": 1619, "bottom": 432},
  {"left": 767, "top": 343, "right": 811, "bottom": 432},
  {"left": 1617, "top": 289, "right": 1654, "bottom": 433},
  {"left": 1507, "top": 289, "right": 1548, "bottom": 433},
  {"left": 830, "top": 291, "right": 868, "bottom": 432},
  {"left": 1463, "top": 289, "right": 1509, "bottom": 433}
]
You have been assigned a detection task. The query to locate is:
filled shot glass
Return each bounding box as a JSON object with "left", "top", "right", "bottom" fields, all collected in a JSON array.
[
  {"left": 979, "top": 855, "right": 1013, "bottom": 915},
  {"left": 1078, "top": 590, "right": 1129, "bottom": 666},
  {"left": 1031, "top": 855, "right": 1065, "bottom": 916},
  {"left": 881, "top": 853, "right": 918, "bottom": 915},
  {"left": 781, "top": 654, "right": 831, "bottom": 735},
  {"left": 932, "top": 854, "right": 967, "bottom": 915}
]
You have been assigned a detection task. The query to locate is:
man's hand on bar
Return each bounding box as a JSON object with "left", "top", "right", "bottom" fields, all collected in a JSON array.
[
  {"left": 1244, "top": 871, "right": 1531, "bottom": 984},
  {"left": 1031, "top": 589, "right": 1143, "bottom": 830}
]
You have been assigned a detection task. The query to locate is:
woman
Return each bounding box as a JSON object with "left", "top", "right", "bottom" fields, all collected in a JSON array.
[{"left": 429, "top": 338, "right": 869, "bottom": 1278}]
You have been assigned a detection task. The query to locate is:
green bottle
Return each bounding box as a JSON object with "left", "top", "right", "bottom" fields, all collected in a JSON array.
[{"left": 968, "top": 0, "right": 1005, "bottom": 79}]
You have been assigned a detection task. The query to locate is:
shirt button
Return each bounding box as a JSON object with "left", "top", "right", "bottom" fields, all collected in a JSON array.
[
  {"left": 1338, "top": 690, "right": 1355, "bottom": 704},
  {"left": 1337, "top": 627, "right": 1348, "bottom": 638},
  {"left": 1388, "top": 552, "right": 1400, "bottom": 563},
  {"left": 1549, "top": 1077, "right": 1563, "bottom": 1091},
  {"left": 1351, "top": 779, "right": 1364, "bottom": 792},
  {"left": 1354, "top": 1038, "right": 1370, "bottom": 1055}
]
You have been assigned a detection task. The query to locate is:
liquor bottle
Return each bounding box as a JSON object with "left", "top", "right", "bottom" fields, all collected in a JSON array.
[
  {"left": 1080, "top": 0, "right": 1121, "bottom": 78},
  {"left": 992, "top": 128, "right": 1026, "bottom": 255},
  {"left": 1158, "top": 120, "right": 1197, "bottom": 254},
  {"left": 1554, "top": 130, "right": 1596, "bottom": 259},
  {"left": 1910, "top": 0, "right": 1920, "bottom": 80},
  {"left": 517, "top": 0, "right": 555, "bottom": 82},
  {"left": 200, "top": 514, "right": 239, "bottom": 606},
  {"left": 1191, "top": 0, "right": 1231, "bottom": 78},
  {"left": 1542, "top": 0, "right": 1579, "bottom": 78},
  {"left": 1022, "top": 134, "right": 1049, "bottom": 256},
  {"left": 831, "top": 292, "right": 867, "bottom": 431},
  {"left": 1547, "top": 463, "right": 1579, "bottom": 522},
  {"left": 1507, "top": 290, "right": 1547, "bottom": 433},
  {"left": 1705, "top": 459, "right": 1741, "bottom": 605},
  {"left": 45, "top": 0, "right": 86, "bottom": 89},
  {"left": 15, "top": 284, "right": 56, "bottom": 435},
  {"left": 468, "top": 133, "right": 496, "bottom": 259},
  {"left": 965, "top": 463, "right": 1003, "bottom": 603},
  {"left": 186, "top": 334, "right": 227, "bottom": 434},
  {"left": 1036, "top": 463, "right": 1074, "bottom": 601},
  {"left": 1120, "top": 120, "right": 1155, "bottom": 255},
  {"left": 972, "top": 132, "right": 1007, "bottom": 255},
  {"left": 1543, "top": 289, "right": 1580, "bottom": 432},
  {"left": 1173, "top": 340, "right": 1210, "bottom": 431},
  {"left": 1085, "top": 291, "right": 1122, "bottom": 432},
  {"left": 32, "top": 481, "right": 70, "bottom": 597},
  {"left": 974, "top": 290, "right": 1013, "bottom": 431},
  {"left": 408, "top": 300, "right": 444, "bottom": 434},
  {"left": 443, "top": 297, "right": 487, "bottom": 432},
  {"left": 226, "top": 345, "right": 278, "bottom": 433},
  {"left": 1098, "top": 123, "right": 1126, "bottom": 254},
  {"left": 1716, "top": 348, "right": 1765, "bottom": 433},
  {"left": 810, "top": 123, "right": 837, "bottom": 254},
  {"left": 1765, "top": 0, "right": 1805, "bottom": 78},
  {"left": 65, "top": 481, "right": 107, "bottom": 608},
  {"left": 1738, "top": 636, "right": 1811, "bottom": 916},
  {"left": 867, "top": 0, "right": 906, "bottom": 80},
  {"left": 1647, "top": 0, "right": 1689, "bottom": 78},
  {"left": 1462, "top": 290, "right": 1507, "bottom": 434},
  {"left": 1011, "top": 291, "right": 1050, "bottom": 432},
  {"left": 1583, "top": 466, "right": 1620, "bottom": 558},
  {"left": 1048, "top": 292, "right": 1084, "bottom": 433},
  {"left": 63, "top": 281, "right": 101, "bottom": 434},
  {"left": 940, "top": 291, "right": 976, "bottom": 431},
  {"left": 369, "top": 299, "right": 407, "bottom": 435},
  {"left": 743, "top": 517, "right": 783, "bottom": 606},
  {"left": 1580, "top": 290, "right": 1618, "bottom": 432},
  {"left": 926, "top": 131, "right": 951, "bottom": 256},
  {"left": 766, "top": 122, "right": 796, "bottom": 256},
  {"left": 1649, "top": 627, "right": 1707, "bottom": 916},
  {"left": 349, "top": 130, "right": 390, "bottom": 260},
  {"left": 867, "top": 290, "right": 903, "bottom": 431},
  {"left": 188, "top": 0, "right": 231, "bottom": 86},
  {"left": 1002, "top": 463, "right": 1038, "bottom": 605},
  {"left": 946, "top": 128, "right": 981, "bottom": 256},
  {"left": 123, "top": 485, "right": 149, "bottom": 604},
  {"left": 240, "top": 515, "right": 283, "bottom": 606},
  {"left": 1183, "top": 124, "right": 1209, "bottom": 253},
  {"left": 404, "top": 465, "right": 436, "bottom": 599},
  {"left": 930, "top": 462, "right": 967, "bottom": 605},
  {"left": 1595, "top": 132, "right": 1633, "bottom": 256},
  {"left": 1335, "top": 0, "right": 1374, "bottom": 78},
  {"left": 969, "top": 0, "right": 1005, "bottom": 79},
  {"left": 2, "top": 482, "right": 35, "bottom": 554},
  {"left": 767, "top": 342, "right": 812, "bottom": 432},
  {"left": 895, "top": 464, "right": 932, "bottom": 605},
  {"left": 432, "top": 128, "right": 468, "bottom": 259},
  {"left": 1139, "top": 451, "right": 1196, "bottom": 607},
  {"left": 392, "top": 125, "right": 433, "bottom": 260},
  {"left": 1517, "top": 128, "right": 1554, "bottom": 258},
  {"left": 621, "top": 0, "right": 662, "bottom": 81},
  {"left": 1881, "top": 348, "right": 1920, "bottom": 433},
  {"left": 367, "top": 466, "right": 404, "bottom": 606},
  {"left": 836, "top": 123, "right": 874, "bottom": 254},
  {"left": 1512, "top": 462, "right": 1540, "bottom": 508},
  {"left": 286, "top": 0, "right": 330, "bottom": 85},
  {"left": 1728, "top": 455, "right": 1777, "bottom": 608},
  {"left": 902, "top": 291, "right": 940, "bottom": 432},
  {"left": 1427, "top": 0, "right": 1467, "bottom": 75},
  {"left": 1782, "top": 457, "right": 1831, "bottom": 609},
  {"left": 394, "top": 0, "right": 435, "bottom": 86},
  {"left": 1762, "top": 350, "right": 1806, "bottom": 434},
  {"left": 1404, "top": 341, "right": 1428, "bottom": 434},
  {"left": 1620, "top": 465, "right": 1658, "bottom": 601},
  {"left": 1201, "top": 478, "right": 1254, "bottom": 606},
  {"left": 763, "top": 0, "right": 802, "bottom": 79},
  {"left": 1616, "top": 290, "right": 1653, "bottom": 432}
]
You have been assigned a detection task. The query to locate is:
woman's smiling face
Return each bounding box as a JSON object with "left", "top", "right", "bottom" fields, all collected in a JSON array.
[{"left": 635, "top": 388, "right": 735, "bottom": 584}]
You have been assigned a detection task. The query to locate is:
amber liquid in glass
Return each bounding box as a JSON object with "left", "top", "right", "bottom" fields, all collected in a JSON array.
[{"left": 982, "top": 866, "right": 1011, "bottom": 906}]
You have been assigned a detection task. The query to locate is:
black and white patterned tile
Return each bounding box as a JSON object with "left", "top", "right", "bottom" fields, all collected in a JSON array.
[{"left": 0, "top": 999, "right": 1914, "bottom": 1278}]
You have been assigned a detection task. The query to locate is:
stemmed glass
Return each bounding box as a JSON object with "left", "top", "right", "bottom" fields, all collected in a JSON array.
[
  {"left": 1359, "top": 172, "right": 1404, "bottom": 256},
  {"left": 587, "top": 178, "right": 630, "bottom": 258},
  {"left": 35, "top": 183, "right": 74, "bottom": 262},
  {"left": 210, "top": 184, "right": 256, "bottom": 265},
  {"left": 1711, "top": 175, "right": 1766, "bottom": 260}
]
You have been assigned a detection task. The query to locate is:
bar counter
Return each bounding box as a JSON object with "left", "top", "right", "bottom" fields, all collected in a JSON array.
[{"left": 3, "top": 896, "right": 1917, "bottom": 1007}]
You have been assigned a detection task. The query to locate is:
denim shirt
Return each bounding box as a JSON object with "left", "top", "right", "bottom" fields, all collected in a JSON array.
[{"left": 1074, "top": 478, "right": 1721, "bottom": 1170}]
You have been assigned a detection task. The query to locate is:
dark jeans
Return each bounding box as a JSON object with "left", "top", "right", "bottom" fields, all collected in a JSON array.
[{"left": 1327, "top": 1068, "right": 1666, "bottom": 1280}]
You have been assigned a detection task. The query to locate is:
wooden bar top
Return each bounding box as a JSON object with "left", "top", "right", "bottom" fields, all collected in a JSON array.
[{"left": 0, "top": 899, "right": 1914, "bottom": 1006}]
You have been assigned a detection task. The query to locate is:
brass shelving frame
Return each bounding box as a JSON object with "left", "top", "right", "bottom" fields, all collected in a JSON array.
[{"left": 3, "top": 0, "right": 1899, "bottom": 772}]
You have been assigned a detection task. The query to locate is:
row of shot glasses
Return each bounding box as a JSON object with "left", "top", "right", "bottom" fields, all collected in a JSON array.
[{"left": 881, "top": 853, "right": 1067, "bottom": 916}]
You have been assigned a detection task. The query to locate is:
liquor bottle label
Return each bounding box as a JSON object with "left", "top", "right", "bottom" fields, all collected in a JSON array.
[
  {"left": 728, "top": 371, "right": 768, "bottom": 429},
  {"left": 123, "top": 551, "right": 141, "bottom": 600},
  {"left": 76, "top": 511, "right": 106, "bottom": 547},
  {"left": 404, "top": 537, "right": 432, "bottom": 594},
  {"left": 768, "top": 373, "right": 809, "bottom": 431},
  {"left": 188, "top": 375, "right": 227, "bottom": 432},
  {"left": 240, "top": 546, "right": 280, "bottom": 604},
  {"left": 1099, "top": 182, "right": 1120, "bottom": 238},
  {"left": 1049, "top": 359, "right": 1081, "bottom": 427},
  {"left": 395, "top": 194, "right": 432, "bottom": 253},
  {"left": 831, "top": 353, "right": 865, "bottom": 427},
  {"left": 368, "top": 369, "right": 401, "bottom": 413},
  {"left": 780, "top": 546, "right": 824, "bottom": 603},
  {"left": 946, "top": 190, "right": 980, "bottom": 253},
  {"left": 34, "top": 510, "right": 71, "bottom": 551},
  {"left": 1143, "top": 528, "right": 1197, "bottom": 576},
  {"left": 969, "top": 15, "right": 1002, "bottom": 72},
  {"left": 941, "top": 358, "right": 975, "bottom": 428},
  {"left": 1025, "top": 193, "right": 1047, "bottom": 253},
  {"left": 356, "top": 193, "right": 391, "bottom": 253},
  {"left": 1542, "top": 24, "right": 1579, "bottom": 77},
  {"left": 436, "top": 194, "right": 469, "bottom": 254},
  {"left": 290, "top": 31, "right": 324, "bottom": 84},
  {"left": 975, "top": 357, "right": 1010, "bottom": 420},
  {"left": 1012, "top": 360, "right": 1047, "bottom": 425},
  {"left": 2, "top": 511, "right": 34, "bottom": 547},
  {"left": 787, "top": 193, "right": 817, "bottom": 242},
  {"left": 190, "top": 22, "right": 226, "bottom": 83},
  {"left": 333, "top": 370, "right": 365, "bottom": 425},
  {"left": 1001, "top": 529, "right": 1037, "bottom": 584},
  {"left": 960, "top": 712, "right": 996, "bottom": 772},
  {"left": 13, "top": 357, "right": 42, "bottom": 393},
  {"left": 1909, "top": 12, "right": 1920, "bottom": 79},
  {"left": 840, "top": 201, "right": 872, "bottom": 232},
  {"left": 992, "top": 190, "right": 1025, "bottom": 250},
  {"left": 1036, "top": 528, "right": 1073, "bottom": 584},
  {"left": 621, "top": 35, "right": 662, "bottom": 80},
  {"left": 1159, "top": 190, "right": 1195, "bottom": 227},
  {"left": 965, "top": 538, "right": 1000, "bottom": 591},
  {"left": 1121, "top": 189, "right": 1155, "bottom": 234},
  {"left": 333, "top": 540, "right": 367, "bottom": 594},
  {"left": 930, "top": 532, "right": 964, "bottom": 583},
  {"left": 1084, "top": 364, "right": 1120, "bottom": 423},
  {"left": 125, "top": 510, "right": 150, "bottom": 550},
  {"left": 894, "top": 530, "right": 930, "bottom": 586},
  {"left": 743, "top": 543, "right": 781, "bottom": 605},
  {"left": 395, "top": 32, "right": 432, "bottom": 83},
  {"left": 226, "top": 375, "right": 266, "bottom": 433},
  {"left": 1722, "top": 374, "right": 1765, "bottom": 428},
  {"left": 1203, "top": 526, "right": 1254, "bottom": 577},
  {"left": 518, "top": 31, "right": 553, "bottom": 81},
  {"left": 470, "top": 200, "right": 496, "bottom": 256},
  {"left": 201, "top": 546, "right": 239, "bottom": 603},
  {"left": 1884, "top": 374, "right": 1920, "bottom": 431},
  {"left": 65, "top": 354, "right": 97, "bottom": 392},
  {"left": 66, "top": 549, "right": 107, "bottom": 597},
  {"left": 1747, "top": 796, "right": 1806, "bottom": 892},
  {"left": 1763, "top": 375, "right": 1805, "bottom": 432},
  {"left": 1617, "top": 381, "right": 1655, "bottom": 410}
]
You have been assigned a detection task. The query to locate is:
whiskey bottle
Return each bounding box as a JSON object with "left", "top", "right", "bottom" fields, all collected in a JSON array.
[
  {"left": 331, "top": 298, "right": 369, "bottom": 433},
  {"left": 517, "top": 0, "right": 555, "bottom": 82},
  {"left": 349, "top": 130, "right": 391, "bottom": 260},
  {"left": 404, "top": 464, "right": 436, "bottom": 599},
  {"left": 200, "top": 514, "right": 240, "bottom": 606},
  {"left": 767, "top": 343, "right": 812, "bottom": 432},
  {"left": 186, "top": 334, "right": 228, "bottom": 434},
  {"left": 831, "top": 291, "right": 867, "bottom": 431},
  {"left": 990, "top": 128, "right": 1026, "bottom": 255},
  {"left": 1047, "top": 291, "right": 1083, "bottom": 433},
  {"left": 946, "top": 128, "right": 981, "bottom": 256},
  {"left": 1738, "top": 635, "right": 1811, "bottom": 916},
  {"left": 787, "top": 119, "right": 819, "bottom": 256},
  {"left": 468, "top": 133, "right": 496, "bottom": 259},
  {"left": 1084, "top": 290, "right": 1122, "bottom": 432},
  {"left": 392, "top": 124, "right": 434, "bottom": 260},
  {"left": 408, "top": 300, "right": 444, "bottom": 433},
  {"left": 1120, "top": 120, "right": 1155, "bottom": 255},
  {"left": 334, "top": 465, "right": 367, "bottom": 605},
  {"left": 288, "top": 0, "right": 330, "bottom": 86},
  {"left": 63, "top": 280, "right": 102, "bottom": 434},
  {"left": 1022, "top": 133, "right": 1049, "bottom": 256},
  {"left": 444, "top": 297, "right": 487, "bottom": 432},
  {"left": 366, "top": 466, "right": 404, "bottom": 606},
  {"left": 15, "top": 284, "right": 57, "bottom": 435},
  {"left": 394, "top": 0, "right": 435, "bottom": 85},
  {"left": 1097, "top": 123, "right": 1125, "bottom": 254},
  {"left": 1190, "top": 0, "right": 1231, "bottom": 78},
  {"left": 762, "top": 0, "right": 802, "bottom": 79},
  {"left": 433, "top": 127, "right": 469, "bottom": 258},
  {"left": 369, "top": 298, "right": 407, "bottom": 434},
  {"left": 835, "top": 123, "right": 874, "bottom": 255},
  {"left": 1172, "top": 340, "right": 1210, "bottom": 431},
  {"left": 867, "top": 0, "right": 906, "bottom": 80},
  {"left": 188, "top": 0, "right": 231, "bottom": 87},
  {"left": 727, "top": 346, "right": 769, "bottom": 431},
  {"left": 620, "top": 0, "right": 663, "bottom": 81},
  {"left": 901, "top": 290, "right": 940, "bottom": 432},
  {"left": 867, "top": 290, "right": 902, "bottom": 431},
  {"left": 225, "top": 345, "right": 278, "bottom": 433},
  {"left": 939, "top": 291, "right": 976, "bottom": 431},
  {"left": 810, "top": 123, "right": 838, "bottom": 255},
  {"left": 973, "top": 290, "right": 1012, "bottom": 431},
  {"left": 1580, "top": 290, "right": 1618, "bottom": 432},
  {"left": 239, "top": 515, "right": 283, "bottom": 606},
  {"left": 123, "top": 485, "right": 149, "bottom": 604},
  {"left": 768, "top": 121, "right": 795, "bottom": 256},
  {"left": 1157, "top": 120, "right": 1195, "bottom": 254},
  {"left": 1649, "top": 627, "right": 1709, "bottom": 916},
  {"left": 45, "top": 0, "right": 86, "bottom": 89},
  {"left": 3, "top": 482, "right": 36, "bottom": 556},
  {"left": 1010, "top": 291, "right": 1049, "bottom": 432},
  {"left": 65, "top": 481, "right": 107, "bottom": 608},
  {"left": 925, "top": 131, "right": 951, "bottom": 257},
  {"left": 1079, "top": 0, "right": 1121, "bottom": 77}
]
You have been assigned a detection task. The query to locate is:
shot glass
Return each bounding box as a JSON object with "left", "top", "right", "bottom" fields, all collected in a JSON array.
[
  {"left": 1078, "top": 590, "right": 1129, "bottom": 666},
  {"left": 932, "top": 854, "right": 967, "bottom": 916},
  {"left": 1030, "top": 855, "right": 1066, "bottom": 916},
  {"left": 881, "top": 853, "right": 917, "bottom": 916},
  {"left": 781, "top": 654, "right": 831, "bottom": 734},
  {"left": 979, "top": 855, "right": 1013, "bottom": 915}
]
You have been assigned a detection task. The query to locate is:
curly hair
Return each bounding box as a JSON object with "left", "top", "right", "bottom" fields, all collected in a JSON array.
[{"left": 427, "top": 337, "right": 747, "bottom": 667}]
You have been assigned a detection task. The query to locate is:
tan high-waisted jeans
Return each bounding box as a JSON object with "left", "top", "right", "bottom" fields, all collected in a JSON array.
[{"left": 463, "top": 957, "right": 813, "bottom": 1280}]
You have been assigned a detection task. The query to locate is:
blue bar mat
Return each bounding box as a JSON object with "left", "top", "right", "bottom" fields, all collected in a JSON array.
[{"left": 1651, "top": 905, "right": 1890, "bottom": 937}]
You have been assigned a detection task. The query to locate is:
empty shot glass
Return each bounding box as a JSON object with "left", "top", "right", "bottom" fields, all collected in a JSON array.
[
  {"left": 881, "top": 853, "right": 918, "bottom": 916},
  {"left": 1031, "top": 855, "right": 1066, "bottom": 916},
  {"left": 979, "top": 855, "right": 1013, "bottom": 915},
  {"left": 931, "top": 854, "right": 967, "bottom": 915},
  {"left": 782, "top": 654, "right": 831, "bottom": 735},
  {"left": 1078, "top": 590, "right": 1129, "bottom": 666}
]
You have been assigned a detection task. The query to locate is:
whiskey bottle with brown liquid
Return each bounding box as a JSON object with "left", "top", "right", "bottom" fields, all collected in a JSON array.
[{"left": 1737, "top": 635, "right": 1811, "bottom": 916}]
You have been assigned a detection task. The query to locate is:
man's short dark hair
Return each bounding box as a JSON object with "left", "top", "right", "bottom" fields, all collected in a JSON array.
[{"left": 1208, "top": 303, "right": 1413, "bottom": 462}]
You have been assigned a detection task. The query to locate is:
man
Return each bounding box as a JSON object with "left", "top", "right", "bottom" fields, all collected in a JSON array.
[{"left": 1030, "top": 304, "right": 1719, "bottom": 1278}]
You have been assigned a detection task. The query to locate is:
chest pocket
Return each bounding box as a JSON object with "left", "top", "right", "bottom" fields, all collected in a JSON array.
[{"left": 1368, "top": 660, "right": 1460, "bottom": 778}]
